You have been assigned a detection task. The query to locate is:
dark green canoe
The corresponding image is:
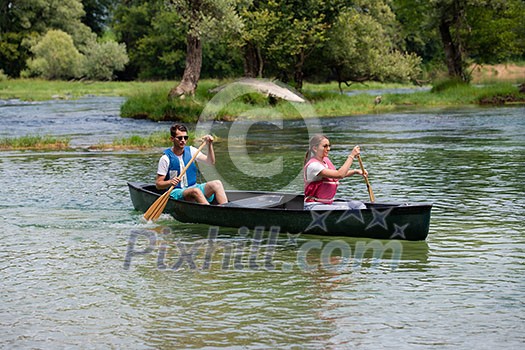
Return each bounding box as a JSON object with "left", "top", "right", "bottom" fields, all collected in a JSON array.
[{"left": 128, "top": 182, "right": 432, "bottom": 241}]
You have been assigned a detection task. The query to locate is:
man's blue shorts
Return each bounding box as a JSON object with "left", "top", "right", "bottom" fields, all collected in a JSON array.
[{"left": 169, "top": 183, "right": 215, "bottom": 203}]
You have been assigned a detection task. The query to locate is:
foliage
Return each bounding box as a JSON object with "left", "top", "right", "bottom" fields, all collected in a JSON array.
[
  {"left": 81, "top": 0, "right": 116, "bottom": 35},
  {"left": 326, "top": 5, "right": 422, "bottom": 84},
  {"left": 0, "top": 69, "right": 8, "bottom": 81},
  {"left": 394, "top": 0, "right": 525, "bottom": 81},
  {"left": 465, "top": 0, "right": 525, "bottom": 64},
  {"left": 169, "top": 0, "right": 244, "bottom": 41},
  {"left": 0, "top": 0, "right": 97, "bottom": 77},
  {"left": 112, "top": 1, "right": 185, "bottom": 80},
  {"left": 0, "top": 32, "right": 30, "bottom": 77},
  {"left": 239, "top": 0, "right": 332, "bottom": 88},
  {"left": 83, "top": 40, "right": 129, "bottom": 80},
  {"left": 1, "top": 0, "right": 524, "bottom": 84},
  {"left": 392, "top": 0, "right": 442, "bottom": 63},
  {"left": 24, "top": 30, "right": 85, "bottom": 80}
]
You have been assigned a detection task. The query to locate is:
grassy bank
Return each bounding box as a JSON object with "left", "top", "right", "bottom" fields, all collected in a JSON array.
[
  {"left": 89, "top": 131, "right": 183, "bottom": 150},
  {"left": 0, "top": 135, "right": 71, "bottom": 150},
  {"left": 0, "top": 79, "right": 174, "bottom": 101},
  {"left": 1, "top": 76, "right": 523, "bottom": 124},
  {"left": 120, "top": 80, "right": 524, "bottom": 122},
  {"left": 1, "top": 78, "right": 523, "bottom": 151}
]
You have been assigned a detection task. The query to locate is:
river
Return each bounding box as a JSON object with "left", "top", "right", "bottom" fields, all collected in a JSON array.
[{"left": 1, "top": 97, "right": 524, "bottom": 349}]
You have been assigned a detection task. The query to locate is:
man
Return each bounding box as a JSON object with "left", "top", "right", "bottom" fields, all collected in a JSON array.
[{"left": 155, "top": 123, "right": 228, "bottom": 205}]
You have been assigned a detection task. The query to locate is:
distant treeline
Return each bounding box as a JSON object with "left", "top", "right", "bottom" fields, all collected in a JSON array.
[{"left": 1, "top": 0, "right": 524, "bottom": 90}]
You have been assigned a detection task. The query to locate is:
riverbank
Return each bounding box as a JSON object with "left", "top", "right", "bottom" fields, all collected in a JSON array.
[
  {"left": 2, "top": 78, "right": 524, "bottom": 124},
  {"left": 1, "top": 76, "right": 524, "bottom": 150},
  {"left": 0, "top": 135, "right": 71, "bottom": 150}
]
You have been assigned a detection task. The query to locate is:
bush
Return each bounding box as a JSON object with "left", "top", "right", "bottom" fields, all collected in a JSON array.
[
  {"left": 83, "top": 41, "right": 129, "bottom": 80},
  {"left": 26, "top": 30, "right": 84, "bottom": 80}
]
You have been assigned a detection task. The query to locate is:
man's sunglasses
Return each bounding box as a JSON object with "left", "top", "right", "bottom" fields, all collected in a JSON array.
[{"left": 174, "top": 135, "right": 189, "bottom": 141}]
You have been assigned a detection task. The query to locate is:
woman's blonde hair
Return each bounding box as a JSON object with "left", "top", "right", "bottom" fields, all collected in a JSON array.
[{"left": 304, "top": 134, "right": 328, "bottom": 166}]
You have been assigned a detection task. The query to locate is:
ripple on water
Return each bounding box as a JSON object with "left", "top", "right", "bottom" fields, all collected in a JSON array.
[{"left": 1, "top": 104, "right": 524, "bottom": 348}]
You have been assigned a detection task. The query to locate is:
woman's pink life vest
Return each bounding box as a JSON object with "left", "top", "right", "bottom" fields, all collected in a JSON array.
[{"left": 304, "top": 157, "right": 340, "bottom": 204}]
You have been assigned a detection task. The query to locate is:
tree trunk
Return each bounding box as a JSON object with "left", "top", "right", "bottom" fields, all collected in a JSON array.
[
  {"left": 293, "top": 51, "right": 306, "bottom": 91},
  {"left": 243, "top": 43, "right": 259, "bottom": 78},
  {"left": 438, "top": 1, "right": 467, "bottom": 81},
  {"left": 243, "top": 42, "right": 263, "bottom": 78},
  {"left": 168, "top": 33, "right": 202, "bottom": 99}
]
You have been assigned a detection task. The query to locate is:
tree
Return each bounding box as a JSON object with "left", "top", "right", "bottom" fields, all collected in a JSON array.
[
  {"left": 239, "top": 3, "right": 280, "bottom": 78},
  {"left": 325, "top": 4, "right": 421, "bottom": 89},
  {"left": 25, "top": 29, "right": 84, "bottom": 79},
  {"left": 395, "top": 0, "right": 525, "bottom": 81},
  {"left": 166, "top": 0, "right": 243, "bottom": 99},
  {"left": 392, "top": 0, "right": 442, "bottom": 64},
  {"left": 81, "top": 0, "right": 116, "bottom": 35},
  {"left": 464, "top": 0, "right": 525, "bottom": 64},
  {"left": 0, "top": 0, "right": 96, "bottom": 77},
  {"left": 83, "top": 39, "right": 129, "bottom": 80},
  {"left": 111, "top": 0, "right": 174, "bottom": 80},
  {"left": 239, "top": 0, "right": 330, "bottom": 90},
  {"left": 434, "top": 0, "right": 467, "bottom": 80}
]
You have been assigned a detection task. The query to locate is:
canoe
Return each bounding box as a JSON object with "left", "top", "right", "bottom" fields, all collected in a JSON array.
[{"left": 128, "top": 182, "right": 432, "bottom": 241}]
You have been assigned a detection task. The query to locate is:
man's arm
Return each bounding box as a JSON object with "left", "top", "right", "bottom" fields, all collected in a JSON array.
[
  {"left": 195, "top": 135, "right": 215, "bottom": 165},
  {"left": 155, "top": 155, "right": 181, "bottom": 189},
  {"left": 156, "top": 174, "right": 180, "bottom": 189}
]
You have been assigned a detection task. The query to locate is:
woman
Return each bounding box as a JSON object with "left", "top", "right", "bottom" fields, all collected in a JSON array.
[{"left": 303, "top": 134, "right": 368, "bottom": 210}]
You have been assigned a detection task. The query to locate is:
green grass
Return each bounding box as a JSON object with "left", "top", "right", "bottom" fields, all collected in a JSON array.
[
  {"left": 2, "top": 77, "right": 522, "bottom": 151},
  {"left": 0, "top": 135, "right": 71, "bottom": 150},
  {"left": 1, "top": 78, "right": 523, "bottom": 123},
  {"left": 89, "top": 130, "right": 204, "bottom": 150},
  {"left": 0, "top": 79, "right": 176, "bottom": 101},
  {"left": 120, "top": 79, "right": 524, "bottom": 122}
]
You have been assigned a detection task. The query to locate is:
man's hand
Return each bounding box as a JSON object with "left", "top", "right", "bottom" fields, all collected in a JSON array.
[{"left": 202, "top": 135, "right": 214, "bottom": 144}]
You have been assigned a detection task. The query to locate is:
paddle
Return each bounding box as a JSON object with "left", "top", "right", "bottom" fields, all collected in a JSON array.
[
  {"left": 357, "top": 154, "right": 375, "bottom": 202},
  {"left": 143, "top": 141, "right": 207, "bottom": 221}
]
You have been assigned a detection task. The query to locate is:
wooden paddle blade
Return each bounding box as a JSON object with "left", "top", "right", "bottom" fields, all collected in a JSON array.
[
  {"left": 148, "top": 193, "right": 170, "bottom": 221},
  {"left": 143, "top": 187, "right": 172, "bottom": 221}
]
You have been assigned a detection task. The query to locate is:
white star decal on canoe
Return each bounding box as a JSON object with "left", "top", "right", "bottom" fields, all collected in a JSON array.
[
  {"left": 336, "top": 208, "right": 364, "bottom": 224},
  {"left": 390, "top": 223, "right": 409, "bottom": 239},
  {"left": 305, "top": 210, "right": 332, "bottom": 232},
  {"left": 365, "top": 207, "right": 394, "bottom": 231}
]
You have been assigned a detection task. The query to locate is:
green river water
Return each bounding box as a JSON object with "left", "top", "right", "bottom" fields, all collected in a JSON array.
[{"left": 0, "top": 97, "right": 523, "bottom": 349}]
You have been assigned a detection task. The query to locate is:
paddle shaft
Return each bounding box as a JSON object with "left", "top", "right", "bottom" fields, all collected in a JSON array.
[
  {"left": 357, "top": 155, "right": 375, "bottom": 202},
  {"left": 143, "top": 141, "right": 207, "bottom": 221}
]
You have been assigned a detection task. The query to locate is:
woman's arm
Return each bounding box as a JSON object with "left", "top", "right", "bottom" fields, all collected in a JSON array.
[{"left": 318, "top": 145, "right": 361, "bottom": 179}]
